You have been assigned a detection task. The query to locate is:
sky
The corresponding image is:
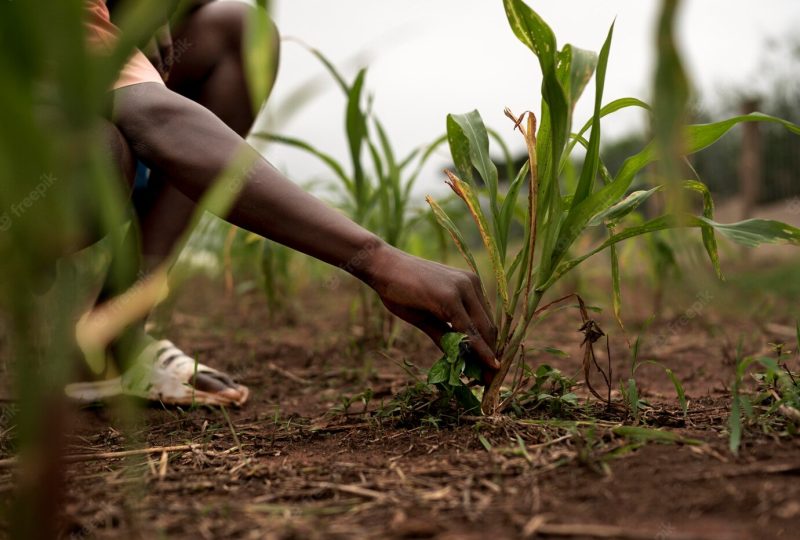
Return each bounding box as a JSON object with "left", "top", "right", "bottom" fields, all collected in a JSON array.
[{"left": 254, "top": 0, "right": 800, "bottom": 196}]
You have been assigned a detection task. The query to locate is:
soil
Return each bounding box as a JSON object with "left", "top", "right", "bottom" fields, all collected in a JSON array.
[{"left": 1, "top": 270, "right": 799, "bottom": 540}]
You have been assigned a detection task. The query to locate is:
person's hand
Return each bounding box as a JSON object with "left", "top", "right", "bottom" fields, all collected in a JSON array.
[{"left": 364, "top": 244, "right": 499, "bottom": 383}]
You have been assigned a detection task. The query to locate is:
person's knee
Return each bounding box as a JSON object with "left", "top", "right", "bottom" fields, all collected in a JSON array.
[
  {"left": 201, "top": 1, "right": 279, "bottom": 52},
  {"left": 196, "top": 1, "right": 281, "bottom": 83}
]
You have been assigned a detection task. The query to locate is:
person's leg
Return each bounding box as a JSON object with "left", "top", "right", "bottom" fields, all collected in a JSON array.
[
  {"left": 137, "top": 1, "right": 279, "bottom": 269},
  {"left": 75, "top": 3, "right": 277, "bottom": 404}
]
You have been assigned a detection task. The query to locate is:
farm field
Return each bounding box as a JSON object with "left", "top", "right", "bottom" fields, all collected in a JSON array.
[
  {"left": 3, "top": 256, "right": 797, "bottom": 539},
  {"left": 2, "top": 0, "right": 800, "bottom": 538}
]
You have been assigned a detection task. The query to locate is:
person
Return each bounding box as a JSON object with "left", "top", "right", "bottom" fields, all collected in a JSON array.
[{"left": 67, "top": 0, "right": 498, "bottom": 406}]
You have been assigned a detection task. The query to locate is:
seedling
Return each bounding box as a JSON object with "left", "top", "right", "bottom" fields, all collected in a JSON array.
[
  {"left": 728, "top": 335, "right": 800, "bottom": 454},
  {"left": 619, "top": 334, "right": 688, "bottom": 423},
  {"left": 426, "top": 0, "right": 800, "bottom": 414}
]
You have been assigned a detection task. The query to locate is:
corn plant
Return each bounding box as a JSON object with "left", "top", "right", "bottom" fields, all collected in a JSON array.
[
  {"left": 252, "top": 45, "right": 449, "bottom": 249},
  {"left": 426, "top": 0, "right": 800, "bottom": 414}
]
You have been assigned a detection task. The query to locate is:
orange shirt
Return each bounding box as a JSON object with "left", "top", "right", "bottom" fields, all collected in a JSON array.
[{"left": 84, "top": 0, "right": 164, "bottom": 89}]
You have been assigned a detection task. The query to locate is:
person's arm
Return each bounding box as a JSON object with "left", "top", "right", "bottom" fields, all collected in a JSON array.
[{"left": 111, "top": 84, "right": 499, "bottom": 375}]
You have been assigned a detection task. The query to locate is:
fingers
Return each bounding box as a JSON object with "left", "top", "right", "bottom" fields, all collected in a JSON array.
[
  {"left": 467, "top": 272, "right": 493, "bottom": 323},
  {"left": 384, "top": 299, "right": 498, "bottom": 382},
  {"left": 459, "top": 276, "right": 497, "bottom": 350}
]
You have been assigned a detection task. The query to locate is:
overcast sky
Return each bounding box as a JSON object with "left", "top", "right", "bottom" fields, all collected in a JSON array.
[{"left": 256, "top": 0, "right": 800, "bottom": 196}]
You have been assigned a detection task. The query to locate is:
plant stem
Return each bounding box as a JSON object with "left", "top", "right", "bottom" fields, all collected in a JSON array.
[{"left": 482, "top": 289, "right": 544, "bottom": 414}]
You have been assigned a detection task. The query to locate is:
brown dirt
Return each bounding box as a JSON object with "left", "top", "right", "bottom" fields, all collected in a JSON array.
[{"left": 1, "top": 274, "right": 799, "bottom": 540}]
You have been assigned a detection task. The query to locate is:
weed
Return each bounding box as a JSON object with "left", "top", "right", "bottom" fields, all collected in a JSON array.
[
  {"left": 620, "top": 334, "right": 689, "bottom": 423},
  {"left": 728, "top": 334, "right": 800, "bottom": 454}
]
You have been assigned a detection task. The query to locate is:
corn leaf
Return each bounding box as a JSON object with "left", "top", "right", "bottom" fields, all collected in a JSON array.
[
  {"left": 446, "top": 172, "right": 510, "bottom": 312},
  {"left": 699, "top": 217, "right": 800, "bottom": 247},
  {"left": 588, "top": 187, "right": 661, "bottom": 226},
  {"left": 504, "top": 0, "right": 570, "bottom": 192},
  {"left": 542, "top": 214, "right": 800, "bottom": 290},
  {"left": 426, "top": 196, "right": 483, "bottom": 289},
  {"left": 251, "top": 132, "right": 353, "bottom": 192},
  {"left": 610, "top": 241, "right": 623, "bottom": 331},
  {"left": 453, "top": 112, "right": 500, "bottom": 198},
  {"left": 563, "top": 97, "right": 651, "bottom": 168},
  {"left": 683, "top": 180, "right": 722, "bottom": 279},
  {"left": 346, "top": 69, "right": 368, "bottom": 214},
  {"left": 499, "top": 161, "right": 530, "bottom": 262},
  {"left": 652, "top": 0, "right": 690, "bottom": 199},
  {"left": 557, "top": 45, "right": 597, "bottom": 116},
  {"left": 447, "top": 114, "right": 476, "bottom": 185},
  {"left": 571, "top": 21, "right": 614, "bottom": 208},
  {"left": 546, "top": 113, "right": 800, "bottom": 283},
  {"left": 244, "top": 4, "right": 276, "bottom": 113}
]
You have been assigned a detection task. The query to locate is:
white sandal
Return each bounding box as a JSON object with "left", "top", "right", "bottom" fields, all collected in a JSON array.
[{"left": 65, "top": 339, "right": 249, "bottom": 407}]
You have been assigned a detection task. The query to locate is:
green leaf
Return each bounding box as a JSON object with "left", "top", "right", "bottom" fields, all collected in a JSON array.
[
  {"left": 652, "top": 0, "right": 690, "bottom": 193},
  {"left": 346, "top": 69, "right": 369, "bottom": 212},
  {"left": 449, "top": 358, "right": 466, "bottom": 386},
  {"left": 251, "top": 132, "right": 353, "bottom": 192},
  {"left": 243, "top": 4, "right": 277, "bottom": 113},
  {"left": 446, "top": 173, "right": 510, "bottom": 312},
  {"left": 446, "top": 114, "right": 475, "bottom": 183},
  {"left": 427, "top": 356, "right": 450, "bottom": 385},
  {"left": 426, "top": 197, "right": 484, "bottom": 291},
  {"left": 610, "top": 241, "right": 623, "bottom": 331},
  {"left": 441, "top": 332, "right": 467, "bottom": 361},
  {"left": 729, "top": 395, "right": 742, "bottom": 454},
  {"left": 665, "top": 368, "right": 687, "bottom": 415},
  {"left": 504, "top": 0, "right": 570, "bottom": 209},
  {"left": 698, "top": 217, "right": 800, "bottom": 248},
  {"left": 571, "top": 21, "right": 614, "bottom": 208},
  {"left": 478, "top": 433, "right": 493, "bottom": 451},
  {"left": 542, "top": 347, "right": 569, "bottom": 358},
  {"left": 545, "top": 113, "right": 800, "bottom": 283},
  {"left": 796, "top": 320, "right": 800, "bottom": 353},
  {"left": 499, "top": 161, "right": 530, "bottom": 247},
  {"left": 587, "top": 187, "right": 661, "bottom": 226},
  {"left": 449, "top": 111, "right": 499, "bottom": 202},
  {"left": 626, "top": 378, "right": 639, "bottom": 418},
  {"left": 541, "top": 214, "right": 800, "bottom": 290},
  {"left": 557, "top": 45, "right": 598, "bottom": 116},
  {"left": 683, "top": 180, "right": 723, "bottom": 280},
  {"left": 564, "top": 97, "right": 651, "bottom": 169},
  {"left": 613, "top": 426, "right": 701, "bottom": 445},
  {"left": 454, "top": 386, "right": 481, "bottom": 413},
  {"left": 447, "top": 111, "right": 503, "bottom": 255},
  {"left": 503, "top": 0, "right": 558, "bottom": 68}
]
